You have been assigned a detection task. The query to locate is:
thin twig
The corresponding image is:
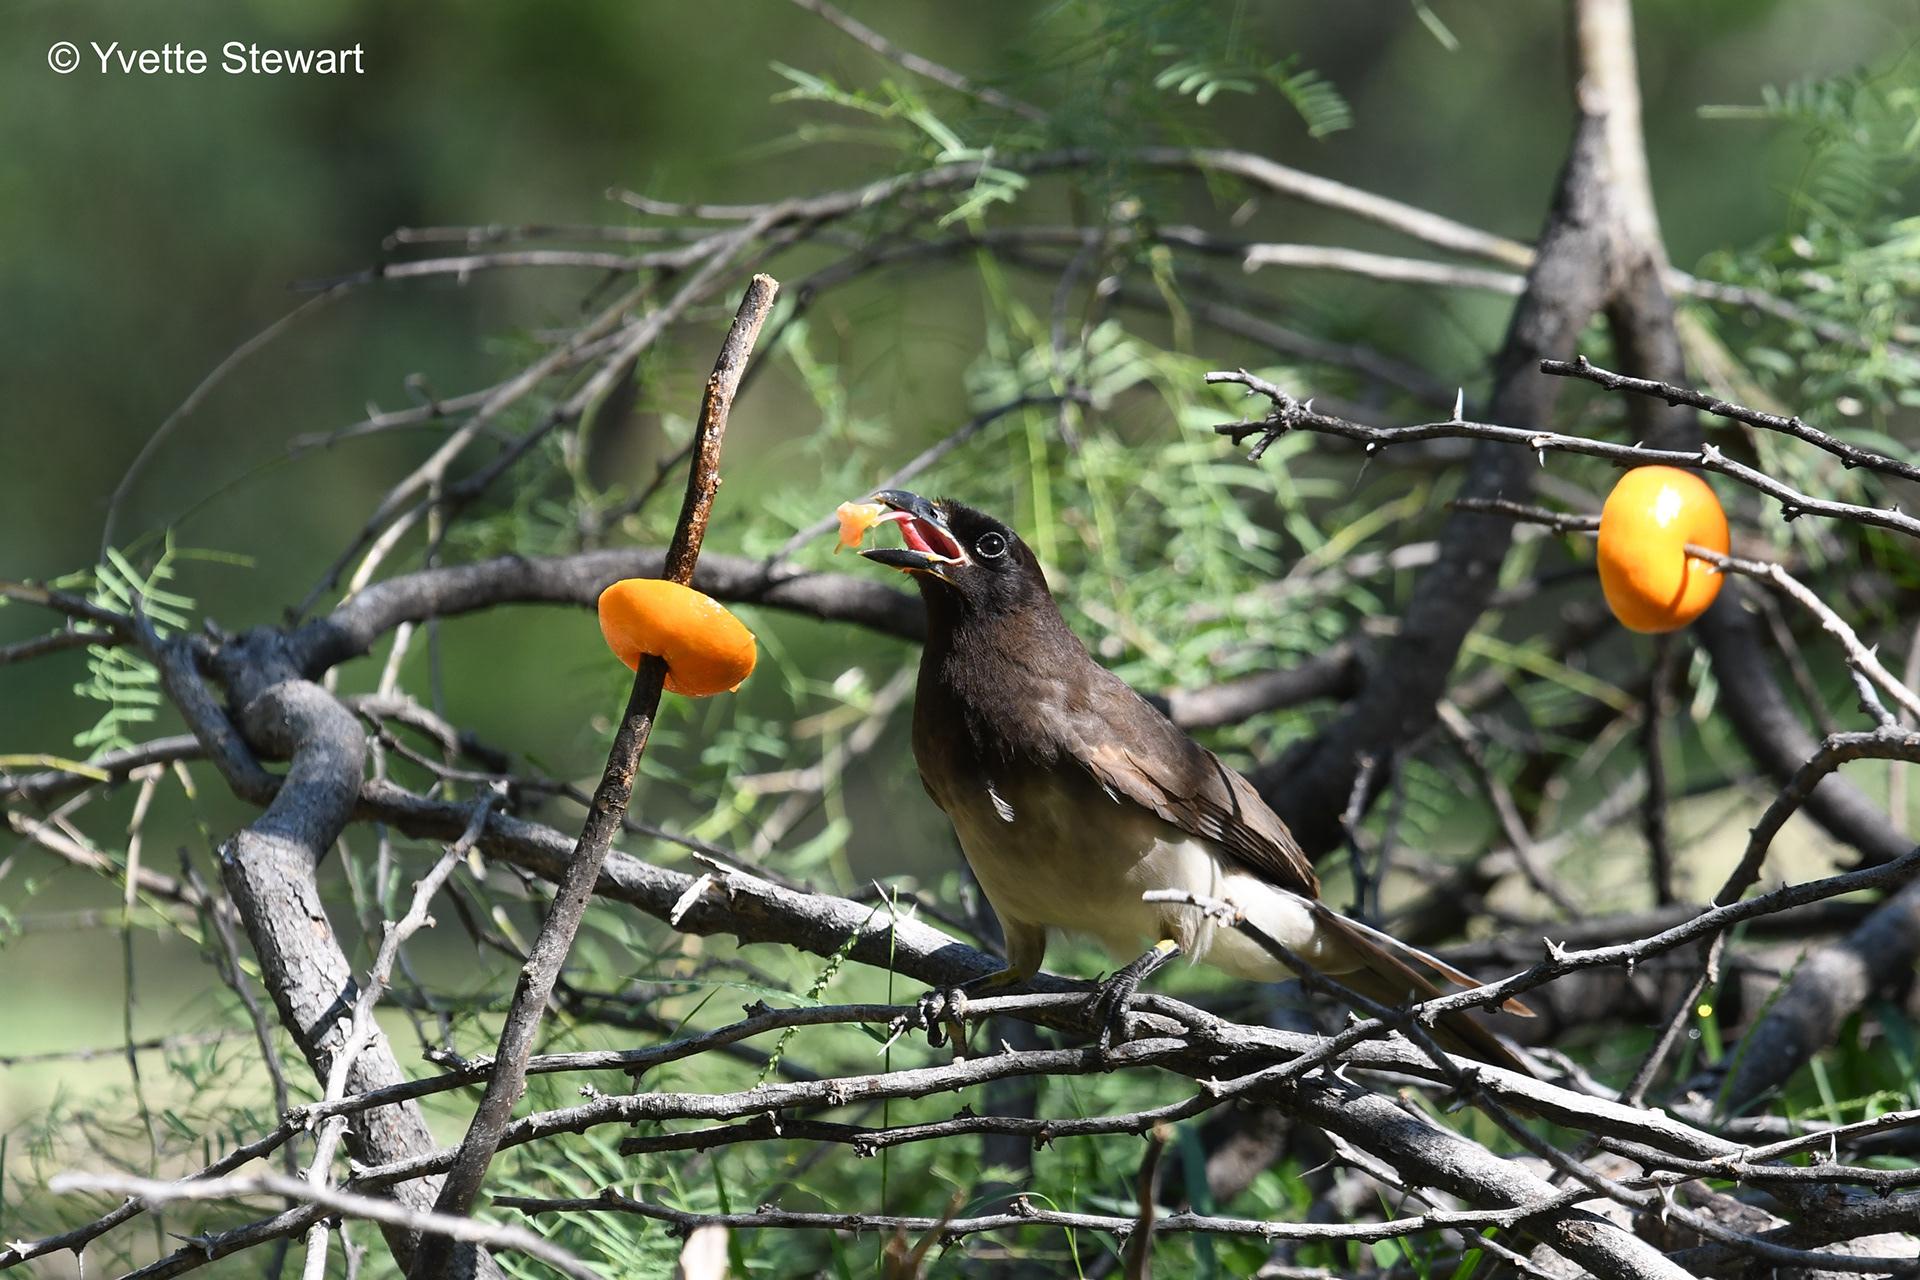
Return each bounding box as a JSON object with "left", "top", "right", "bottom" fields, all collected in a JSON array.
[
  {"left": 1207, "top": 368, "right": 1920, "bottom": 543},
  {"left": 385, "top": 223, "right": 714, "bottom": 247},
  {"left": 1243, "top": 243, "right": 1525, "bottom": 293},
  {"left": 291, "top": 274, "right": 656, "bottom": 620},
  {"left": 301, "top": 788, "right": 500, "bottom": 1280},
  {"left": 1436, "top": 702, "right": 1583, "bottom": 919},
  {"left": 496, "top": 1183, "right": 1594, "bottom": 1246},
  {"left": 1685, "top": 543, "right": 1920, "bottom": 723},
  {"left": 47, "top": 1173, "right": 607, "bottom": 1280},
  {"left": 5, "top": 809, "right": 235, "bottom": 925},
  {"left": 0, "top": 627, "right": 113, "bottom": 664},
  {"left": 101, "top": 282, "right": 357, "bottom": 555},
  {"left": 1546, "top": 355, "right": 1920, "bottom": 486},
  {"left": 410, "top": 275, "right": 779, "bottom": 1276},
  {"left": 0, "top": 1030, "right": 239, "bottom": 1068},
  {"left": 297, "top": 243, "right": 723, "bottom": 291},
  {"left": 768, "top": 392, "right": 1086, "bottom": 562},
  {"left": 785, "top": 0, "right": 1047, "bottom": 121},
  {"left": 184, "top": 860, "right": 292, "bottom": 1121},
  {"left": 1642, "top": 635, "right": 1681, "bottom": 906},
  {"left": 0, "top": 1118, "right": 305, "bottom": 1268},
  {"left": 1446, "top": 498, "right": 1600, "bottom": 535}
]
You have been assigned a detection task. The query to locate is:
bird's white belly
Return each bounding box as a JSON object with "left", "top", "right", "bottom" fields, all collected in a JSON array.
[{"left": 947, "top": 779, "right": 1352, "bottom": 982}]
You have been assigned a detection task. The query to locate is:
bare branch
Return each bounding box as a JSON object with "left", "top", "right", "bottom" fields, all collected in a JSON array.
[
  {"left": 184, "top": 860, "right": 293, "bottom": 1120},
  {"left": 48, "top": 1173, "right": 606, "bottom": 1280},
  {"left": 1162, "top": 636, "right": 1366, "bottom": 729},
  {"left": 1725, "top": 875, "right": 1920, "bottom": 1114},
  {"left": 1686, "top": 543, "right": 1920, "bottom": 723},
  {"left": 300, "top": 241, "right": 726, "bottom": 291},
  {"left": 101, "top": 282, "right": 356, "bottom": 556},
  {"left": 1436, "top": 701, "right": 1584, "bottom": 919},
  {"left": 1446, "top": 497, "right": 1600, "bottom": 534},
  {"left": 291, "top": 272, "right": 656, "bottom": 619},
  {"left": 1137, "top": 146, "right": 1536, "bottom": 271},
  {"left": 385, "top": 223, "right": 714, "bottom": 247},
  {"left": 1213, "top": 371, "right": 1920, "bottom": 543},
  {"left": 1546, "top": 356, "right": 1920, "bottom": 486},
  {"left": 293, "top": 547, "right": 923, "bottom": 678},
  {"left": 0, "top": 627, "right": 113, "bottom": 664},
  {"left": 496, "top": 1184, "right": 1592, "bottom": 1246},
  {"left": 0, "top": 1117, "right": 305, "bottom": 1270},
  {"left": 0, "top": 1030, "right": 238, "bottom": 1068},
  {"left": 1248, "top": 112, "right": 1619, "bottom": 856},
  {"left": 0, "top": 578, "right": 137, "bottom": 635},
  {"left": 1, "top": 734, "right": 203, "bottom": 804},
  {"left": 4, "top": 808, "right": 236, "bottom": 926},
  {"left": 1243, "top": 243, "right": 1524, "bottom": 293},
  {"left": 413, "top": 275, "right": 779, "bottom": 1273},
  {"left": 785, "top": 0, "right": 1047, "bottom": 121}
]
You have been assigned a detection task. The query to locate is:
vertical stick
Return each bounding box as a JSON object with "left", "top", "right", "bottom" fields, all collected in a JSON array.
[
  {"left": 411, "top": 275, "right": 779, "bottom": 1279},
  {"left": 1642, "top": 634, "right": 1679, "bottom": 906}
]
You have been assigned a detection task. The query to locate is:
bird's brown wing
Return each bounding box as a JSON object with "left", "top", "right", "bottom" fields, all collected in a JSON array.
[
  {"left": 1049, "top": 665, "right": 1534, "bottom": 1060},
  {"left": 1056, "top": 669, "right": 1320, "bottom": 900}
]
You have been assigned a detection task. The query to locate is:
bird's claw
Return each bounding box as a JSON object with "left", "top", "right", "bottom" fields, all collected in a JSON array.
[
  {"left": 1088, "top": 940, "right": 1181, "bottom": 1064},
  {"left": 915, "top": 987, "right": 968, "bottom": 1050},
  {"left": 1089, "top": 980, "right": 1136, "bottom": 1062}
]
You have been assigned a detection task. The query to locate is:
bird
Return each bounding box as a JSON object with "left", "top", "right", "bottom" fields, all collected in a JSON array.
[{"left": 852, "top": 488, "right": 1530, "bottom": 1071}]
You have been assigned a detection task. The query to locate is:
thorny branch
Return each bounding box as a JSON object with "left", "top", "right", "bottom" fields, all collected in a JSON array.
[{"left": 1210, "top": 367, "right": 1920, "bottom": 544}]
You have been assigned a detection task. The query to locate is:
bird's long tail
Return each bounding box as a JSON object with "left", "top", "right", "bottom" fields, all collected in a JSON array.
[
  {"left": 1334, "top": 911, "right": 1536, "bottom": 1017},
  {"left": 1307, "top": 904, "right": 1534, "bottom": 1076}
]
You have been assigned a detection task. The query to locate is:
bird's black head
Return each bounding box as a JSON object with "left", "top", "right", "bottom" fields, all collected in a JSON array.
[{"left": 856, "top": 489, "right": 1052, "bottom": 619}]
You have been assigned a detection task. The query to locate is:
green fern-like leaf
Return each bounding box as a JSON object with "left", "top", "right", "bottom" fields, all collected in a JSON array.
[
  {"left": 71, "top": 540, "right": 192, "bottom": 757},
  {"left": 1153, "top": 55, "right": 1257, "bottom": 106},
  {"left": 1266, "top": 57, "right": 1353, "bottom": 139}
]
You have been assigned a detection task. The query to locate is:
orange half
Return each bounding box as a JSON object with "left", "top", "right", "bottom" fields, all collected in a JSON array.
[{"left": 597, "top": 578, "right": 757, "bottom": 696}]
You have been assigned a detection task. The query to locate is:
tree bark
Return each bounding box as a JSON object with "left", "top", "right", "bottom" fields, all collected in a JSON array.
[{"left": 207, "top": 629, "right": 503, "bottom": 1278}]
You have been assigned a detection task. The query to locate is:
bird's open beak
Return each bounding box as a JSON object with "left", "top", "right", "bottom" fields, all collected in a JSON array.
[{"left": 858, "top": 489, "right": 967, "bottom": 578}]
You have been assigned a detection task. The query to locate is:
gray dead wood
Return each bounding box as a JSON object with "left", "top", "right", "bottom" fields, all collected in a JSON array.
[
  {"left": 1273, "top": 1078, "right": 1691, "bottom": 1280},
  {"left": 199, "top": 628, "right": 503, "bottom": 1279}
]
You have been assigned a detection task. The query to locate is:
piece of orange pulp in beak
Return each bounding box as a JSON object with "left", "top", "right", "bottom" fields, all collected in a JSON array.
[{"left": 835, "top": 501, "right": 888, "bottom": 553}]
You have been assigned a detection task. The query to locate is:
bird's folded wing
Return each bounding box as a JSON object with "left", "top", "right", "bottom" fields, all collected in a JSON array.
[{"left": 1059, "top": 672, "right": 1319, "bottom": 899}]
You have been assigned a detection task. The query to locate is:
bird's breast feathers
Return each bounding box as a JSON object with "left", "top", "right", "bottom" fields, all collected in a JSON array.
[{"left": 939, "top": 763, "right": 1351, "bottom": 982}]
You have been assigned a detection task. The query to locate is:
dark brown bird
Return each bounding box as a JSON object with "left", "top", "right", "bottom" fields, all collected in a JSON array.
[{"left": 856, "top": 489, "right": 1529, "bottom": 1069}]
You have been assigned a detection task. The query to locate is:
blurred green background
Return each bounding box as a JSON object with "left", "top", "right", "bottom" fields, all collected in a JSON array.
[{"left": 2, "top": 0, "right": 1914, "bottom": 1150}]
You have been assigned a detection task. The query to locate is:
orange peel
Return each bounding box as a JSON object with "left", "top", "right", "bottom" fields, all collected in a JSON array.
[
  {"left": 835, "top": 500, "right": 889, "bottom": 553},
  {"left": 1596, "top": 466, "right": 1729, "bottom": 634},
  {"left": 597, "top": 578, "right": 756, "bottom": 696}
]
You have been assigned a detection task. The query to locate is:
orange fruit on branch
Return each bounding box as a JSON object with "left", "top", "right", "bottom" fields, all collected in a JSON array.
[
  {"left": 1596, "top": 466, "right": 1729, "bottom": 634},
  {"left": 597, "top": 578, "right": 757, "bottom": 696}
]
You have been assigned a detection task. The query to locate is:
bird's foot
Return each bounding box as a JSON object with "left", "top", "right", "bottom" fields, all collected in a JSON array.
[
  {"left": 913, "top": 967, "right": 1028, "bottom": 1050},
  {"left": 915, "top": 987, "right": 971, "bottom": 1050},
  {"left": 1089, "top": 939, "right": 1182, "bottom": 1061}
]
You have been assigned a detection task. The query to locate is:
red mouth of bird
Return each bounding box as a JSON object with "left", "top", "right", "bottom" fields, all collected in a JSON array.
[{"left": 888, "top": 513, "right": 966, "bottom": 565}]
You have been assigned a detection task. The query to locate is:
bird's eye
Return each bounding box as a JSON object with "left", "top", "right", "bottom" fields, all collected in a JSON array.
[{"left": 975, "top": 531, "right": 1007, "bottom": 560}]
